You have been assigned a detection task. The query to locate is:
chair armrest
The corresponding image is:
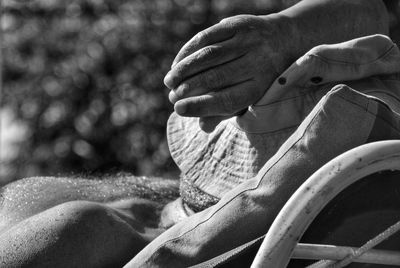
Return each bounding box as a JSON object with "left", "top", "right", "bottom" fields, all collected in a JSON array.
[{"left": 251, "top": 140, "right": 400, "bottom": 268}]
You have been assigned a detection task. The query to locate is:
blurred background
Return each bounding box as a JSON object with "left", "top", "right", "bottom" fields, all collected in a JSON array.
[{"left": 1, "top": 0, "right": 294, "bottom": 186}]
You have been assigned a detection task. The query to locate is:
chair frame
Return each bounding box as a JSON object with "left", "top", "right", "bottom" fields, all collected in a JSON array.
[{"left": 251, "top": 140, "right": 400, "bottom": 267}]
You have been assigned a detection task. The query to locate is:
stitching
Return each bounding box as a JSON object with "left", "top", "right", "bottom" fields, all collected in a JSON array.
[
  {"left": 148, "top": 96, "right": 326, "bottom": 259},
  {"left": 230, "top": 122, "right": 298, "bottom": 135},
  {"left": 371, "top": 106, "right": 400, "bottom": 135},
  {"left": 252, "top": 92, "right": 309, "bottom": 107},
  {"left": 152, "top": 90, "right": 400, "bottom": 262},
  {"left": 364, "top": 89, "right": 400, "bottom": 106},
  {"left": 308, "top": 43, "right": 396, "bottom": 66},
  {"left": 336, "top": 91, "right": 400, "bottom": 133}
]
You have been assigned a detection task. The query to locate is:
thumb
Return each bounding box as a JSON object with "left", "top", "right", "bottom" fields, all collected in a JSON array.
[
  {"left": 199, "top": 109, "right": 247, "bottom": 133},
  {"left": 199, "top": 116, "right": 226, "bottom": 133}
]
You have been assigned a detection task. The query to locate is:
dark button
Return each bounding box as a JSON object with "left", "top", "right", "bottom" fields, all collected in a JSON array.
[
  {"left": 310, "top": 76, "right": 323, "bottom": 84},
  {"left": 278, "top": 77, "right": 286, "bottom": 85}
]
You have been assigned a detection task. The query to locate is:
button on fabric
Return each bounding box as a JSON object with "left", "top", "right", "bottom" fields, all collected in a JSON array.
[
  {"left": 167, "top": 34, "right": 400, "bottom": 211},
  {"left": 310, "top": 76, "right": 323, "bottom": 84},
  {"left": 278, "top": 77, "right": 287, "bottom": 85}
]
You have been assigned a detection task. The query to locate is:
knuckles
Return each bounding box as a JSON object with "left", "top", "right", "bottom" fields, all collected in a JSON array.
[
  {"left": 166, "top": 14, "right": 275, "bottom": 117},
  {"left": 220, "top": 14, "right": 257, "bottom": 28},
  {"left": 199, "top": 46, "right": 216, "bottom": 60},
  {"left": 165, "top": 45, "right": 225, "bottom": 90},
  {"left": 220, "top": 15, "right": 263, "bottom": 36},
  {"left": 193, "top": 30, "right": 207, "bottom": 45},
  {"left": 175, "top": 83, "right": 190, "bottom": 98}
]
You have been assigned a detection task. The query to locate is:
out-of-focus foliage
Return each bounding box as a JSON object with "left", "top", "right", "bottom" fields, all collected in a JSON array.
[{"left": 1, "top": 0, "right": 285, "bottom": 185}]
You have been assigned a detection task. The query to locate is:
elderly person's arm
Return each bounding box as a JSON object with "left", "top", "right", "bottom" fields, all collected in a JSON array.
[
  {"left": 165, "top": 0, "right": 389, "bottom": 132},
  {"left": 125, "top": 1, "right": 390, "bottom": 267}
]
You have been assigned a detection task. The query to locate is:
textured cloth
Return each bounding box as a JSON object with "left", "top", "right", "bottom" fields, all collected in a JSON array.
[
  {"left": 132, "top": 82, "right": 400, "bottom": 268},
  {"left": 191, "top": 85, "right": 400, "bottom": 267},
  {"left": 167, "top": 34, "right": 400, "bottom": 211}
]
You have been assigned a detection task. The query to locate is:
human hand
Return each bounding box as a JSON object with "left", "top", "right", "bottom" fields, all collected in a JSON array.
[{"left": 164, "top": 14, "right": 294, "bottom": 132}]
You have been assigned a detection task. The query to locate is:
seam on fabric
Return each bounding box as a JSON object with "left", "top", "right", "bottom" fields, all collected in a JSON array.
[
  {"left": 230, "top": 122, "right": 298, "bottom": 135},
  {"left": 337, "top": 91, "right": 400, "bottom": 133},
  {"left": 308, "top": 43, "right": 396, "bottom": 66},
  {"left": 364, "top": 89, "right": 400, "bottom": 106},
  {"left": 151, "top": 89, "right": 400, "bottom": 263},
  {"left": 252, "top": 92, "right": 309, "bottom": 107},
  {"left": 148, "top": 95, "right": 327, "bottom": 261},
  {"left": 372, "top": 108, "right": 400, "bottom": 134},
  {"left": 336, "top": 91, "right": 374, "bottom": 113}
]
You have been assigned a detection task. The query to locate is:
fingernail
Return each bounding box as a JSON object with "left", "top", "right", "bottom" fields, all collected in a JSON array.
[
  {"left": 199, "top": 116, "right": 226, "bottom": 133},
  {"left": 169, "top": 90, "right": 179, "bottom": 103},
  {"left": 175, "top": 102, "right": 187, "bottom": 115},
  {"left": 164, "top": 72, "right": 174, "bottom": 89}
]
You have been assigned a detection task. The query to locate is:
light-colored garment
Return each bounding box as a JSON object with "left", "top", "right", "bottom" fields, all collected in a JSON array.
[
  {"left": 167, "top": 34, "right": 400, "bottom": 212},
  {"left": 132, "top": 79, "right": 400, "bottom": 268}
]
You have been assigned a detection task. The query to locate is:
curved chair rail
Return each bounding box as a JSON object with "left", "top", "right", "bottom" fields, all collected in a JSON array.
[{"left": 251, "top": 140, "right": 400, "bottom": 268}]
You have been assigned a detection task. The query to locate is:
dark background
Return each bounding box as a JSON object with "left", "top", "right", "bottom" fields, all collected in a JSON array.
[
  {"left": 3, "top": 0, "right": 399, "bottom": 186},
  {"left": 1, "top": 0, "right": 291, "bottom": 185}
]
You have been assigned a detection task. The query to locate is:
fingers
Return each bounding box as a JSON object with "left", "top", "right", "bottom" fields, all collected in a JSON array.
[
  {"left": 199, "top": 108, "right": 248, "bottom": 133},
  {"left": 164, "top": 39, "right": 245, "bottom": 90},
  {"left": 174, "top": 79, "right": 259, "bottom": 117},
  {"left": 171, "top": 22, "right": 235, "bottom": 68},
  {"left": 168, "top": 53, "right": 250, "bottom": 104},
  {"left": 199, "top": 116, "right": 227, "bottom": 133}
]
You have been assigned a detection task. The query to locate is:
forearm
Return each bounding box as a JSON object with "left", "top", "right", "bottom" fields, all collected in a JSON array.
[
  {"left": 128, "top": 1, "right": 391, "bottom": 267},
  {"left": 274, "top": 0, "right": 389, "bottom": 70}
]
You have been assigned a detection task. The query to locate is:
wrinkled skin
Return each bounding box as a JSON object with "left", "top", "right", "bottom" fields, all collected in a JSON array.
[
  {"left": 165, "top": 0, "right": 391, "bottom": 132},
  {"left": 0, "top": 0, "right": 395, "bottom": 267},
  {"left": 165, "top": 14, "right": 294, "bottom": 132}
]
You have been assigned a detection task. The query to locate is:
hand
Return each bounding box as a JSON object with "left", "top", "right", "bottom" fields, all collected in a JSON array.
[{"left": 164, "top": 14, "right": 293, "bottom": 131}]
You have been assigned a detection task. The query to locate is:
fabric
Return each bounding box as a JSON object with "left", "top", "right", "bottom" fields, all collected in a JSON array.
[
  {"left": 159, "top": 197, "right": 195, "bottom": 228},
  {"left": 132, "top": 82, "right": 400, "bottom": 267},
  {"left": 167, "top": 34, "right": 400, "bottom": 212},
  {"left": 190, "top": 84, "right": 400, "bottom": 268},
  {"left": 191, "top": 172, "right": 400, "bottom": 268}
]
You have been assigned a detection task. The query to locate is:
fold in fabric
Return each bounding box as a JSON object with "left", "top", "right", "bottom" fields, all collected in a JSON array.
[
  {"left": 132, "top": 84, "right": 400, "bottom": 267},
  {"left": 167, "top": 34, "right": 400, "bottom": 211}
]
